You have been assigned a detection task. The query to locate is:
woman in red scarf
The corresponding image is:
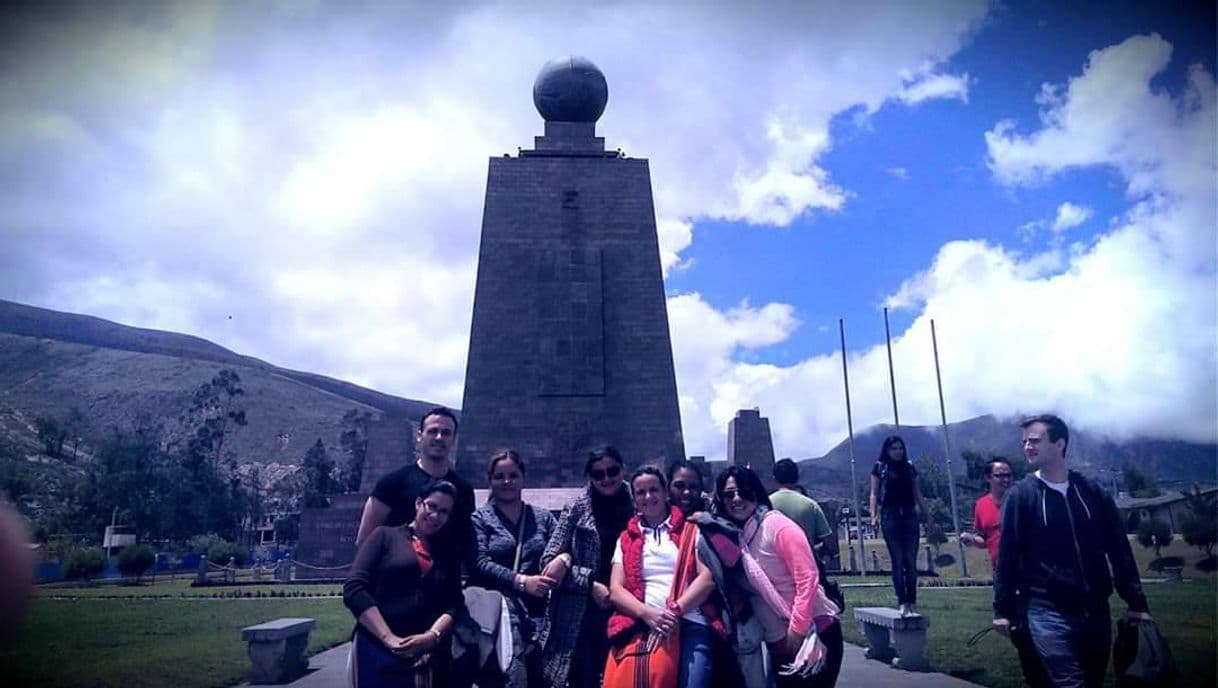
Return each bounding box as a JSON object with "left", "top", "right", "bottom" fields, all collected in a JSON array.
[{"left": 605, "top": 466, "right": 719, "bottom": 688}]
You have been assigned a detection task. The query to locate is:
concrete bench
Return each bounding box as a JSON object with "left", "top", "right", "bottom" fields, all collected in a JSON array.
[
  {"left": 1162, "top": 565, "right": 1183, "bottom": 582},
  {"left": 853, "top": 607, "right": 929, "bottom": 671},
  {"left": 241, "top": 617, "right": 316, "bottom": 684}
]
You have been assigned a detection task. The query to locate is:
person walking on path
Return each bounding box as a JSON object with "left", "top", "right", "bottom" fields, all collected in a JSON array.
[
  {"left": 770, "top": 459, "right": 833, "bottom": 562},
  {"left": 993, "top": 414, "right": 1152, "bottom": 688},
  {"left": 962, "top": 458, "right": 1051, "bottom": 688},
  {"left": 463, "top": 449, "right": 558, "bottom": 688},
  {"left": 536, "top": 445, "right": 634, "bottom": 688},
  {"left": 868, "top": 436, "right": 933, "bottom": 617}
]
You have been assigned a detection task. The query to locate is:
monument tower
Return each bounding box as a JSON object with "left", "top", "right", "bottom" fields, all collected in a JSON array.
[{"left": 455, "top": 57, "right": 685, "bottom": 487}]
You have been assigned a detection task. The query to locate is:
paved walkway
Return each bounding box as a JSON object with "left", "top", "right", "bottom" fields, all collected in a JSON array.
[{"left": 259, "top": 639, "right": 981, "bottom": 688}]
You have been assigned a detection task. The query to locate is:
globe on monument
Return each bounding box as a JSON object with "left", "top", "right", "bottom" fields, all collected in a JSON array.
[{"left": 532, "top": 56, "right": 609, "bottom": 123}]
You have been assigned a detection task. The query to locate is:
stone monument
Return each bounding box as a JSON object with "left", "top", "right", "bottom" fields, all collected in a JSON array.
[
  {"left": 727, "top": 408, "right": 777, "bottom": 491},
  {"left": 455, "top": 56, "right": 686, "bottom": 487},
  {"left": 292, "top": 414, "right": 416, "bottom": 578}
]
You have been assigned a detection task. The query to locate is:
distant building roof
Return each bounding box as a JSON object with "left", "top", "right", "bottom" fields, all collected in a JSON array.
[
  {"left": 474, "top": 487, "right": 587, "bottom": 513},
  {"left": 1115, "top": 487, "right": 1217, "bottom": 510}
]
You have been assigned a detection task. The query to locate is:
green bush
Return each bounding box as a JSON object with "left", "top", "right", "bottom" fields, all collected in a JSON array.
[
  {"left": 1136, "top": 519, "right": 1174, "bottom": 557},
  {"left": 206, "top": 540, "right": 247, "bottom": 567},
  {"left": 62, "top": 547, "right": 107, "bottom": 583},
  {"left": 1181, "top": 514, "right": 1217, "bottom": 557},
  {"left": 116, "top": 544, "right": 156, "bottom": 581},
  {"left": 186, "top": 533, "right": 225, "bottom": 554}
]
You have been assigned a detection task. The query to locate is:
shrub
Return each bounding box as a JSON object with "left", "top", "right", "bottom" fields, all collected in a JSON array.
[
  {"left": 186, "top": 533, "right": 226, "bottom": 554},
  {"left": 1135, "top": 519, "right": 1173, "bottom": 557},
  {"left": 116, "top": 544, "right": 156, "bottom": 582},
  {"left": 934, "top": 553, "right": 956, "bottom": 568},
  {"left": 207, "top": 540, "right": 247, "bottom": 567},
  {"left": 62, "top": 547, "right": 107, "bottom": 583}
]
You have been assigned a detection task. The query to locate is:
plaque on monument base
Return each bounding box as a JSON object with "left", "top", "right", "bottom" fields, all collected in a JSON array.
[{"left": 292, "top": 493, "right": 365, "bottom": 580}]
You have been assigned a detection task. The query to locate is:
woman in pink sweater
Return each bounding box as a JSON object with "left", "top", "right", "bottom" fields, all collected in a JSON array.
[{"left": 712, "top": 466, "right": 843, "bottom": 688}]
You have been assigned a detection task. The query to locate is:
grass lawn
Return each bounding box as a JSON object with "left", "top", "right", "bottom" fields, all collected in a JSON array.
[
  {"left": 1, "top": 592, "right": 351, "bottom": 688},
  {"left": 839, "top": 535, "right": 1216, "bottom": 582},
  {"left": 840, "top": 580, "right": 1217, "bottom": 688}
]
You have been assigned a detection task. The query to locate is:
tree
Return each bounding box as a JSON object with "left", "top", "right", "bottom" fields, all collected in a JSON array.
[
  {"left": 62, "top": 547, "right": 107, "bottom": 583},
  {"left": 1135, "top": 519, "right": 1173, "bottom": 558},
  {"left": 116, "top": 544, "right": 156, "bottom": 583},
  {"left": 1181, "top": 514, "right": 1217, "bottom": 558},
  {"left": 207, "top": 539, "right": 248, "bottom": 567},
  {"left": 35, "top": 416, "right": 67, "bottom": 457},
  {"left": 338, "top": 409, "right": 373, "bottom": 493},
  {"left": 172, "top": 370, "right": 248, "bottom": 540},
  {"left": 301, "top": 439, "right": 336, "bottom": 508},
  {"left": 1122, "top": 464, "right": 1160, "bottom": 498},
  {"left": 274, "top": 515, "right": 299, "bottom": 544}
]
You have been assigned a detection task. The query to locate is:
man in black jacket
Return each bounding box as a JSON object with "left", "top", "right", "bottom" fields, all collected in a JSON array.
[{"left": 993, "top": 414, "right": 1152, "bottom": 688}]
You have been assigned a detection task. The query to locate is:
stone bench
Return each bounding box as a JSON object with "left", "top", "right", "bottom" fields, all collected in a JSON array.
[
  {"left": 1162, "top": 565, "right": 1183, "bottom": 582},
  {"left": 853, "top": 607, "right": 930, "bottom": 671},
  {"left": 241, "top": 617, "right": 316, "bottom": 684}
]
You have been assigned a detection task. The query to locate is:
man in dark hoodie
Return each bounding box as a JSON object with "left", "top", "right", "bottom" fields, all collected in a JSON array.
[{"left": 993, "top": 414, "right": 1152, "bottom": 688}]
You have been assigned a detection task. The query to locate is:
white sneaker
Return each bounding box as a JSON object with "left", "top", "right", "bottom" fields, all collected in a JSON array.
[
  {"left": 908, "top": 604, "right": 919, "bottom": 616},
  {"left": 899, "top": 604, "right": 911, "bottom": 617}
]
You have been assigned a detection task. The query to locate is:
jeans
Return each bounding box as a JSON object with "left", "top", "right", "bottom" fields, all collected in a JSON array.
[
  {"left": 881, "top": 507, "right": 919, "bottom": 605},
  {"left": 1026, "top": 598, "right": 1111, "bottom": 688},
  {"left": 680, "top": 619, "right": 713, "bottom": 688}
]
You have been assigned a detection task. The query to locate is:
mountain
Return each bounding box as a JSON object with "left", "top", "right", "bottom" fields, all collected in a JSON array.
[
  {"left": 0, "top": 298, "right": 438, "bottom": 464},
  {"left": 794, "top": 415, "right": 1217, "bottom": 500}
]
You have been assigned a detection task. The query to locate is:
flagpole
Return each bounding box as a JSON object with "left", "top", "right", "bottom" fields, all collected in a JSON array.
[
  {"left": 932, "top": 319, "right": 969, "bottom": 577},
  {"left": 839, "top": 319, "right": 866, "bottom": 573},
  {"left": 883, "top": 307, "right": 900, "bottom": 429}
]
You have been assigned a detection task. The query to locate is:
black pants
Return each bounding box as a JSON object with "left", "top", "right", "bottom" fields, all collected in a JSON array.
[
  {"left": 772, "top": 620, "right": 844, "bottom": 688},
  {"left": 881, "top": 507, "right": 920, "bottom": 605}
]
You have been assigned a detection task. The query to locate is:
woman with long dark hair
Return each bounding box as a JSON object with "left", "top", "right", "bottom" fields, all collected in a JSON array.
[
  {"left": 712, "top": 466, "right": 843, "bottom": 688},
  {"left": 465, "top": 449, "right": 559, "bottom": 687},
  {"left": 536, "top": 445, "right": 634, "bottom": 688},
  {"left": 344, "top": 480, "right": 464, "bottom": 687},
  {"left": 868, "top": 436, "right": 933, "bottom": 616},
  {"left": 667, "top": 460, "right": 708, "bottom": 517}
]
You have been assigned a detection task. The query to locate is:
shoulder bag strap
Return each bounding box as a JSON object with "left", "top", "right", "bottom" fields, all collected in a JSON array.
[{"left": 512, "top": 506, "right": 527, "bottom": 573}]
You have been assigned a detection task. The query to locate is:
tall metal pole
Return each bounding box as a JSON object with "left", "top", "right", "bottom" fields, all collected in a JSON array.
[
  {"left": 931, "top": 319, "right": 969, "bottom": 577},
  {"left": 883, "top": 307, "right": 900, "bottom": 429},
  {"left": 838, "top": 319, "right": 866, "bottom": 573}
]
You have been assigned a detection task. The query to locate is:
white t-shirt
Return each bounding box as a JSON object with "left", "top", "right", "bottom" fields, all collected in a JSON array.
[
  {"left": 612, "top": 518, "right": 707, "bottom": 625},
  {"left": 1035, "top": 470, "right": 1069, "bottom": 496}
]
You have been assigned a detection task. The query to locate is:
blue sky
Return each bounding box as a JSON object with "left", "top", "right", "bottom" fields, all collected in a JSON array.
[{"left": 1, "top": 2, "right": 1214, "bottom": 461}]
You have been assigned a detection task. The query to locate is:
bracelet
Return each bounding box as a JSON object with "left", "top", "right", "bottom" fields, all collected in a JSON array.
[
  {"left": 515, "top": 575, "right": 526, "bottom": 592},
  {"left": 428, "top": 628, "right": 440, "bottom": 644}
]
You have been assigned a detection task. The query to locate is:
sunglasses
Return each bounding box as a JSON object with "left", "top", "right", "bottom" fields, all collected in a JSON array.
[
  {"left": 992, "top": 473, "right": 1014, "bottom": 480},
  {"left": 721, "top": 489, "right": 755, "bottom": 502},
  {"left": 589, "top": 465, "right": 622, "bottom": 481}
]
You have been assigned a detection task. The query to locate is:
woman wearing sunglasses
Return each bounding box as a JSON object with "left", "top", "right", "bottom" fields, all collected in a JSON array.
[
  {"left": 537, "top": 445, "right": 634, "bottom": 688},
  {"left": 713, "top": 466, "right": 843, "bottom": 688}
]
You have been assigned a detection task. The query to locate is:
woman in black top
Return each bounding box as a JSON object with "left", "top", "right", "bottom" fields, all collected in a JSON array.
[
  {"left": 868, "top": 436, "right": 933, "bottom": 616},
  {"left": 537, "top": 445, "right": 634, "bottom": 688},
  {"left": 344, "top": 480, "right": 464, "bottom": 687},
  {"left": 466, "top": 449, "right": 559, "bottom": 688}
]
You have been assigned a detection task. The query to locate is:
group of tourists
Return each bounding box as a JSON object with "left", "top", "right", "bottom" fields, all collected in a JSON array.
[
  {"left": 342, "top": 406, "right": 843, "bottom": 688},
  {"left": 343, "top": 407, "right": 1157, "bottom": 688}
]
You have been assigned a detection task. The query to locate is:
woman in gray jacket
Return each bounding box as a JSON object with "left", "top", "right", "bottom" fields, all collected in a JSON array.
[{"left": 536, "top": 445, "right": 633, "bottom": 688}]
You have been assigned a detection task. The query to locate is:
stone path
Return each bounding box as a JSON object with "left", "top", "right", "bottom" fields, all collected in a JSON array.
[{"left": 256, "top": 640, "right": 981, "bottom": 687}]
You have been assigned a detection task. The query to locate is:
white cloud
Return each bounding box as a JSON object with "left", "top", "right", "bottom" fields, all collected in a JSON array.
[
  {"left": 897, "top": 64, "right": 971, "bottom": 104},
  {"left": 671, "top": 33, "right": 1216, "bottom": 459},
  {"left": 1051, "top": 202, "right": 1093, "bottom": 232},
  {"left": 886, "top": 167, "right": 910, "bottom": 180},
  {"left": 0, "top": 2, "right": 990, "bottom": 411}
]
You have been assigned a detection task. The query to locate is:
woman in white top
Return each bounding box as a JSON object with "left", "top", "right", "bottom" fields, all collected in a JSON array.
[{"left": 606, "top": 466, "right": 717, "bottom": 688}]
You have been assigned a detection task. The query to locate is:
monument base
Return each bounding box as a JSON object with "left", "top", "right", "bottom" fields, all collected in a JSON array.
[{"left": 293, "top": 493, "right": 366, "bottom": 580}]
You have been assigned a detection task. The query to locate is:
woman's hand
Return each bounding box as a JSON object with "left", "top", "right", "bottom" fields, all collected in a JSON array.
[
  {"left": 524, "top": 574, "right": 558, "bottom": 597},
  {"left": 640, "top": 605, "right": 678, "bottom": 636},
  {"left": 397, "top": 631, "right": 438, "bottom": 658},
  {"left": 540, "top": 554, "right": 570, "bottom": 584},
  {"left": 590, "top": 581, "right": 613, "bottom": 609},
  {"left": 870, "top": 514, "right": 879, "bottom": 529}
]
